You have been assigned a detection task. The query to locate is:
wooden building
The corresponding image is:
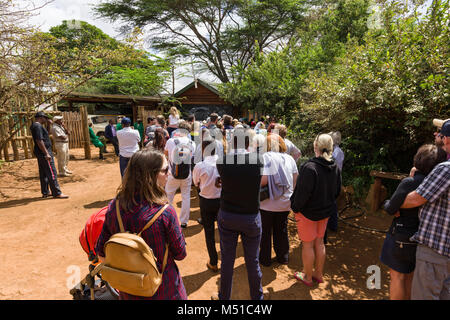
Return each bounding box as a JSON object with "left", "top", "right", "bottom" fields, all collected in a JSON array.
[
  {"left": 59, "top": 92, "right": 162, "bottom": 121},
  {"left": 175, "top": 79, "right": 236, "bottom": 120}
]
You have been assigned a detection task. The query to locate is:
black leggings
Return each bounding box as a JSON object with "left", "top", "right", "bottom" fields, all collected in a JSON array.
[
  {"left": 259, "top": 209, "right": 290, "bottom": 265},
  {"left": 199, "top": 196, "right": 220, "bottom": 266}
]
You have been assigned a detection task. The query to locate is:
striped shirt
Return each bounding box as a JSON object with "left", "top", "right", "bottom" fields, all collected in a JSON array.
[
  {"left": 411, "top": 160, "right": 450, "bottom": 257},
  {"left": 95, "top": 198, "right": 187, "bottom": 300}
]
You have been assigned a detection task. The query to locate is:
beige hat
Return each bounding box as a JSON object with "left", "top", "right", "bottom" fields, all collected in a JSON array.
[
  {"left": 53, "top": 115, "right": 63, "bottom": 121},
  {"left": 433, "top": 118, "right": 450, "bottom": 129}
]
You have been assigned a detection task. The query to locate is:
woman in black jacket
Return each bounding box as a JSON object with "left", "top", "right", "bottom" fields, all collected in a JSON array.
[
  {"left": 290, "top": 134, "right": 341, "bottom": 286},
  {"left": 380, "top": 144, "right": 447, "bottom": 300}
]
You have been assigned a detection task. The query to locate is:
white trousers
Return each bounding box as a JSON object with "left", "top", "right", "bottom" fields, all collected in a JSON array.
[
  {"left": 55, "top": 142, "right": 69, "bottom": 175},
  {"left": 165, "top": 175, "right": 192, "bottom": 225}
]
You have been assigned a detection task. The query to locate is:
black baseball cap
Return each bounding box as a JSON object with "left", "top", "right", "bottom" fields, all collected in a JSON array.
[{"left": 35, "top": 111, "right": 49, "bottom": 119}]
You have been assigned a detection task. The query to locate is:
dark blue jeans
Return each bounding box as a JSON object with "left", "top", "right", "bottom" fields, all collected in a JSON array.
[
  {"left": 119, "top": 155, "right": 130, "bottom": 177},
  {"left": 218, "top": 209, "right": 263, "bottom": 300}
]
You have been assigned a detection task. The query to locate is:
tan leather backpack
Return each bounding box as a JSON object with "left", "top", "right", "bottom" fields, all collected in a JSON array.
[{"left": 101, "top": 200, "right": 169, "bottom": 297}]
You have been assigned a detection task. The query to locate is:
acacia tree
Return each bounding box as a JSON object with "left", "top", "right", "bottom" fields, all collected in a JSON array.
[
  {"left": 48, "top": 20, "right": 171, "bottom": 96},
  {"left": 94, "top": 0, "right": 309, "bottom": 83},
  {"left": 0, "top": 1, "right": 143, "bottom": 150},
  {"left": 219, "top": 0, "right": 372, "bottom": 119}
]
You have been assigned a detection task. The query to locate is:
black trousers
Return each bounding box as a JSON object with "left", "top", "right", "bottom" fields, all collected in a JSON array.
[
  {"left": 108, "top": 137, "right": 119, "bottom": 156},
  {"left": 259, "top": 209, "right": 290, "bottom": 265},
  {"left": 199, "top": 196, "right": 220, "bottom": 266},
  {"left": 36, "top": 153, "right": 61, "bottom": 196}
]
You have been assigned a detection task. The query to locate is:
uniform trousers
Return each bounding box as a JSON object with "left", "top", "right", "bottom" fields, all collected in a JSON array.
[{"left": 36, "top": 152, "right": 62, "bottom": 197}]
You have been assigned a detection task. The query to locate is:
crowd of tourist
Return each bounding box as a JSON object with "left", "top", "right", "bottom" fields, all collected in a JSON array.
[{"left": 29, "top": 108, "right": 450, "bottom": 301}]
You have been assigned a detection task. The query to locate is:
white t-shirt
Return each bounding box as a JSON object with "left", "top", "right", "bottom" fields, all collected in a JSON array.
[
  {"left": 169, "top": 114, "right": 179, "bottom": 126},
  {"left": 116, "top": 127, "right": 141, "bottom": 158},
  {"left": 260, "top": 152, "right": 298, "bottom": 212},
  {"left": 165, "top": 135, "right": 196, "bottom": 177},
  {"left": 192, "top": 155, "right": 221, "bottom": 199}
]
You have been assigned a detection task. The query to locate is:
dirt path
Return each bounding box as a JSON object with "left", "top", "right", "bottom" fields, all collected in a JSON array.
[{"left": 0, "top": 147, "right": 391, "bottom": 300}]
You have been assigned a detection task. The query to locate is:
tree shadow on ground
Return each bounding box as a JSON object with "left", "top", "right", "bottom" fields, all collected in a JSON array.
[
  {"left": 183, "top": 223, "right": 203, "bottom": 239},
  {"left": 284, "top": 212, "right": 391, "bottom": 300},
  {"left": 183, "top": 268, "right": 219, "bottom": 297},
  {"left": 83, "top": 199, "right": 112, "bottom": 209},
  {"left": 0, "top": 196, "right": 47, "bottom": 209}
]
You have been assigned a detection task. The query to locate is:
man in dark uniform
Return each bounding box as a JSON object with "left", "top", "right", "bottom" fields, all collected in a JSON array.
[{"left": 31, "top": 112, "right": 69, "bottom": 199}]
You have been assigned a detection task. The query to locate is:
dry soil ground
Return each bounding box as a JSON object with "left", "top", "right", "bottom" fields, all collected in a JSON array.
[{"left": 0, "top": 147, "right": 392, "bottom": 300}]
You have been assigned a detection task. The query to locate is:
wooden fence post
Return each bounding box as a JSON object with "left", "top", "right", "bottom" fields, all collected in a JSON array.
[
  {"left": 28, "top": 114, "right": 35, "bottom": 158},
  {"left": 21, "top": 115, "right": 30, "bottom": 159},
  {"left": 80, "top": 105, "right": 91, "bottom": 160},
  {"left": 8, "top": 117, "right": 19, "bottom": 161},
  {"left": 370, "top": 177, "right": 382, "bottom": 213}
]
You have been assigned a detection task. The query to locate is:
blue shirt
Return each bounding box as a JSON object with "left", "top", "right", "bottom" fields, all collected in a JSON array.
[{"left": 332, "top": 146, "right": 344, "bottom": 171}]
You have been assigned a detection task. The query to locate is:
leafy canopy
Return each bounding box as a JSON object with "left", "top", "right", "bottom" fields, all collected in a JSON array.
[
  {"left": 48, "top": 20, "right": 171, "bottom": 96},
  {"left": 94, "top": 0, "right": 309, "bottom": 83}
]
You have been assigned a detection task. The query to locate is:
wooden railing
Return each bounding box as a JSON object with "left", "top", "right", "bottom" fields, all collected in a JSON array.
[{"left": 369, "top": 170, "right": 408, "bottom": 213}]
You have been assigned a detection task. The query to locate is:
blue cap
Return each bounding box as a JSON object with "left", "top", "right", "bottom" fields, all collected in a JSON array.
[
  {"left": 121, "top": 117, "right": 131, "bottom": 125},
  {"left": 441, "top": 120, "right": 450, "bottom": 137}
]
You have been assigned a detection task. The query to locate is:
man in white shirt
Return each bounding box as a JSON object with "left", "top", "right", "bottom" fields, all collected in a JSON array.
[
  {"left": 116, "top": 117, "right": 140, "bottom": 177},
  {"left": 51, "top": 115, "right": 72, "bottom": 176},
  {"left": 164, "top": 120, "right": 196, "bottom": 228},
  {"left": 192, "top": 138, "right": 221, "bottom": 271}
]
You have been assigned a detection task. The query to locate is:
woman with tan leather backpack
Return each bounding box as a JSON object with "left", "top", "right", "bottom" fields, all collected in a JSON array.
[{"left": 95, "top": 150, "right": 187, "bottom": 300}]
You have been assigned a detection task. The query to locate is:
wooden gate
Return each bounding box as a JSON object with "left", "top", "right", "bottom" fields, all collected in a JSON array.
[
  {"left": 61, "top": 111, "right": 83, "bottom": 149},
  {"left": 0, "top": 111, "right": 61, "bottom": 162},
  {"left": 0, "top": 110, "right": 90, "bottom": 162}
]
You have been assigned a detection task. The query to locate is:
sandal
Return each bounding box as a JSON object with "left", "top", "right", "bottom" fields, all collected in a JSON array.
[
  {"left": 312, "top": 276, "right": 324, "bottom": 284},
  {"left": 294, "top": 272, "right": 313, "bottom": 287}
]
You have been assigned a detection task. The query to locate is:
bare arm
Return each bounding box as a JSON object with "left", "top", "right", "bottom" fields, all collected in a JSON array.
[
  {"left": 260, "top": 175, "right": 268, "bottom": 187},
  {"left": 36, "top": 140, "right": 51, "bottom": 160},
  {"left": 400, "top": 191, "right": 427, "bottom": 209}
]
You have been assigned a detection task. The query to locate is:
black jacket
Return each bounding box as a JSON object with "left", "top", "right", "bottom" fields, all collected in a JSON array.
[
  {"left": 290, "top": 157, "right": 342, "bottom": 221},
  {"left": 382, "top": 172, "right": 425, "bottom": 234}
]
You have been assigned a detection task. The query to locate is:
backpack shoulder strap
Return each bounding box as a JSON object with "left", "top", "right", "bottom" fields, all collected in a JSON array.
[
  {"left": 137, "top": 204, "right": 170, "bottom": 237},
  {"left": 161, "top": 243, "right": 169, "bottom": 274},
  {"left": 115, "top": 199, "right": 125, "bottom": 233}
]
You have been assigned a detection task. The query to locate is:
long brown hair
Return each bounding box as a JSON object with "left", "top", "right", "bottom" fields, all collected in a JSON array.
[
  {"left": 116, "top": 150, "right": 167, "bottom": 211},
  {"left": 152, "top": 127, "right": 167, "bottom": 152}
]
